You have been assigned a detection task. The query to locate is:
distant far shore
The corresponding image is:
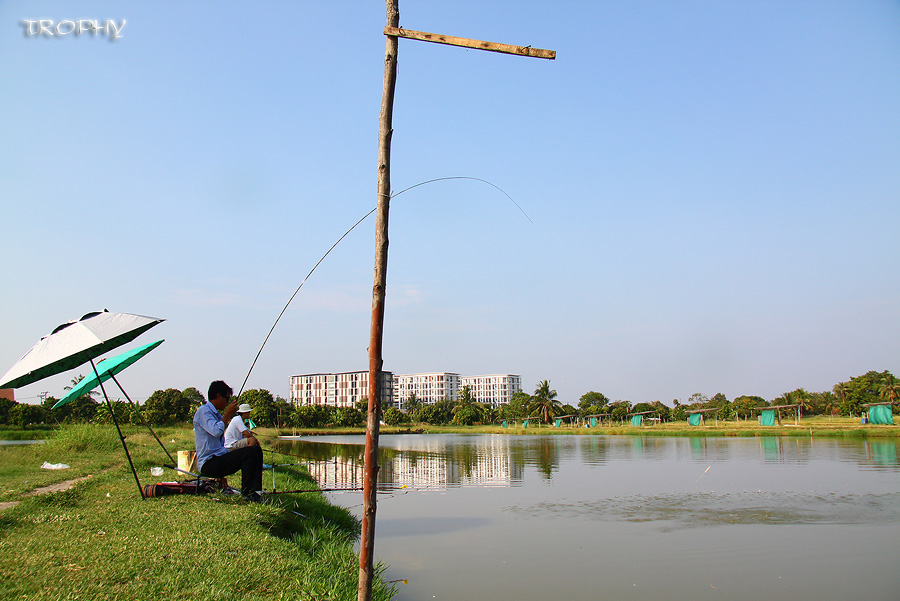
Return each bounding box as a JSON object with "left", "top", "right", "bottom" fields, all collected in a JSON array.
[
  {"left": 275, "top": 416, "right": 900, "bottom": 439},
  {"left": 2, "top": 416, "right": 897, "bottom": 442}
]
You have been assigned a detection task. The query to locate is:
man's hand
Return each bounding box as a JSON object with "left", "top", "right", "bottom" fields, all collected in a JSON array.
[{"left": 223, "top": 400, "right": 238, "bottom": 421}]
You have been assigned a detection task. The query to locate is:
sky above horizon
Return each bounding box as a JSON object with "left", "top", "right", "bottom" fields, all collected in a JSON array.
[{"left": 1, "top": 1, "right": 898, "bottom": 407}]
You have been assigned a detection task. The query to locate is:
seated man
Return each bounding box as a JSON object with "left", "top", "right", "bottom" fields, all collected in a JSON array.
[
  {"left": 193, "top": 380, "right": 263, "bottom": 502},
  {"left": 224, "top": 403, "right": 259, "bottom": 450}
]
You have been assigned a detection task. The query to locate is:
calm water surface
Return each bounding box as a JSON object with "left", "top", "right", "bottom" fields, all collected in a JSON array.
[{"left": 275, "top": 435, "right": 900, "bottom": 601}]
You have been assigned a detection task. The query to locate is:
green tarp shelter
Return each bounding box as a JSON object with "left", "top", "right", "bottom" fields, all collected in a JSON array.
[
  {"left": 501, "top": 420, "right": 508, "bottom": 428},
  {"left": 631, "top": 414, "right": 643, "bottom": 427},
  {"left": 687, "top": 413, "right": 702, "bottom": 426},
  {"left": 522, "top": 420, "right": 529, "bottom": 428},
  {"left": 868, "top": 405, "right": 894, "bottom": 425},
  {"left": 590, "top": 417, "right": 597, "bottom": 427},
  {"left": 554, "top": 418, "right": 562, "bottom": 427},
  {"left": 760, "top": 409, "right": 776, "bottom": 426}
]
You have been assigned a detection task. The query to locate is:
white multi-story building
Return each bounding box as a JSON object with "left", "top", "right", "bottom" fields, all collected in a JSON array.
[
  {"left": 393, "top": 372, "right": 461, "bottom": 410},
  {"left": 289, "top": 371, "right": 394, "bottom": 409},
  {"left": 460, "top": 374, "right": 522, "bottom": 407}
]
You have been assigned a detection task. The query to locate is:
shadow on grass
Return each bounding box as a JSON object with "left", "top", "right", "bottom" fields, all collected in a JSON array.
[{"left": 256, "top": 466, "right": 360, "bottom": 542}]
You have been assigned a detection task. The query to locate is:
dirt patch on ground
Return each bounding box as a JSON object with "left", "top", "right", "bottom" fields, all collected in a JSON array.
[
  {"left": 0, "top": 475, "right": 95, "bottom": 511},
  {"left": 26, "top": 475, "right": 93, "bottom": 496}
]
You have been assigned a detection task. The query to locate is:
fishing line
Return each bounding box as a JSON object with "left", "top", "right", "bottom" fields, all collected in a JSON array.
[{"left": 237, "top": 176, "right": 530, "bottom": 396}]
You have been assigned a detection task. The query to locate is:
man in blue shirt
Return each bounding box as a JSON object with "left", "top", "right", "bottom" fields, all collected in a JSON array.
[{"left": 193, "top": 380, "right": 263, "bottom": 502}]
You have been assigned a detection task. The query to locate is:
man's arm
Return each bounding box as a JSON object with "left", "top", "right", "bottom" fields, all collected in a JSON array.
[{"left": 198, "top": 401, "right": 237, "bottom": 437}]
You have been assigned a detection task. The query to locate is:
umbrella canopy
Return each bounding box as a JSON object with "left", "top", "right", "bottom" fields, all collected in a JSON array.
[
  {"left": 52, "top": 340, "right": 164, "bottom": 409},
  {"left": 0, "top": 310, "right": 164, "bottom": 389}
]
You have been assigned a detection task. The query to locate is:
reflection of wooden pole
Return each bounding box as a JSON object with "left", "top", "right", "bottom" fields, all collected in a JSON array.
[{"left": 359, "top": 1, "right": 398, "bottom": 600}]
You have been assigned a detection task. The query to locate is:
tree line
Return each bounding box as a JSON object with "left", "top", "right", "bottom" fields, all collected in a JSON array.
[
  {"left": 386, "top": 370, "right": 899, "bottom": 426},
  {"left": 0, "top": 369, "right": 895, "bottom": 429}
]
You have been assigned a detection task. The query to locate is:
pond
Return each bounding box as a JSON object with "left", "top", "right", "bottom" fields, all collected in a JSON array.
[{"left": 274, "top": 434, "right": 900, "bottom": 601}]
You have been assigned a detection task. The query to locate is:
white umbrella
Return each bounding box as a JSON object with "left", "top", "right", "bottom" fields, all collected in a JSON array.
[
  {"left": 0, "top": 310, "right": 165, "bottom": 499},
  {"left": 0, "top": 310, "right": 164, "bottom": 389}
]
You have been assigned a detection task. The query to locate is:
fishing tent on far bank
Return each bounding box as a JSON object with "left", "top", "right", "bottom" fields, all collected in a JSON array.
[
  {"left": 584, "top": 413, "right": 611, "bottom": 427},
  {"left": 627, "top": 410, "right": 658, "bottom": 427},
  {"left": 753, "top": 404, "right": 801, "bottom": 426},
  {"left": 686, "top": 407, "right": 720, "bottom": 426},
  {"left": 862, "top": 402, "right": 897, "bottom": 425},
  {"left": 554, "top": 414, "right": 577, "bottom": 428}
]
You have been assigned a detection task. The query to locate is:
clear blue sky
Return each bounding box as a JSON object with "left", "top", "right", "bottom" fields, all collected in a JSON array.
[{"left": 2, "top": 1, "right": 898, "bottom": 407}]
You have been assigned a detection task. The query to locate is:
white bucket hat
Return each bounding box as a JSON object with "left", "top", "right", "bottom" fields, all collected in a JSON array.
[{"left": 237, "top": 403, "right": 252, "bottom": 414}]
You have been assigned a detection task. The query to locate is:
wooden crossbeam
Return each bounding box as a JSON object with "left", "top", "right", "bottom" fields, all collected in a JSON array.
[{"left": 385, "top": 26, "right": 556, "bottom": 60}]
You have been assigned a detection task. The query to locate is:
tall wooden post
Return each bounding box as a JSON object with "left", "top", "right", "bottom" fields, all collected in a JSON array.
[
  {"left": 359, "top": 2, "right": 399, "bottom": 600},
  {"left": 358, "top": 4, "right": 553, "bottom": 600}
]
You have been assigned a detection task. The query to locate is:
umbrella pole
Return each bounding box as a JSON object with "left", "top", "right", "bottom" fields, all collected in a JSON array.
[
  {"left": 109, "top": 373, "right": 176, "bottom": 465},
  {"left": 92, "top": 360, "right": 145, "bottom": 500}
]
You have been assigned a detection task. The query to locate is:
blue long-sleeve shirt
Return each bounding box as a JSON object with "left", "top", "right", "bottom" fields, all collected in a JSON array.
[{"left": 193, "top": 401, "right": 229, "bottom": 470}]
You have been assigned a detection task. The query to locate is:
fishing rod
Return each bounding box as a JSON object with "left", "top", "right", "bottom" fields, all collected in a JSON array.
[
  {"left": 236, "top": 176, "right": 531, "bottom": 396},
  {"left": 263, "top": 487, "right": 366, "bottom": 495},
  {"left": 262, "top": 446, "right": 323, "bottom": 460},
  {"left": 262, "top": 486, "right": 403, "bottom": 496}
]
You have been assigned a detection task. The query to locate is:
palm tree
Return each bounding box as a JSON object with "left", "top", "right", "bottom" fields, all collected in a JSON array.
[
  {"left": 879, "top": 380, "right": 900, "bottom": 403},
  {"left": 64, "top": 374, "right": 100, "bottom": 399},
  {"left": 452, "top": 386, "right": 481, "bottom": 424},
  {"left": 790, "top": 388, "right": 812, "bottom": 416},
  {"left": 528, "top": 380, "right": 561, "bottom": 424}
]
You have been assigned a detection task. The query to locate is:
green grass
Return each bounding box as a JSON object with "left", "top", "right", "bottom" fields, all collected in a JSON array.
[
  {"left": 0, "top": 425, "right": 396, "bottom": 601},
  {"left": 0, "top": 425, "right": 55, "bottom": 441}
]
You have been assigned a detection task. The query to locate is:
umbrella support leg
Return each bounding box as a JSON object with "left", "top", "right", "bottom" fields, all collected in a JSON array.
[
  {"left": 109, "top": 373, "right": 176, "bottom": 465},
  {"left": 92, "top": 360, "right": 145, "bottom": 500}
]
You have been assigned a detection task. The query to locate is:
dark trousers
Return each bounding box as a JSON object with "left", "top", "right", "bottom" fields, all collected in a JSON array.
[{"left": 200, "top": 445, "right": 263, "bottom": 497}]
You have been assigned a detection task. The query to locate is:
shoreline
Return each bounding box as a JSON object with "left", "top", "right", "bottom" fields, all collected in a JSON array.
[{"left": 276, "top": 419, "right": 900, "bottom": 439}]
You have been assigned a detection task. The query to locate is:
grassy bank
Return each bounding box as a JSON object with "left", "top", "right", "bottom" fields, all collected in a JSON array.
[
  {"left": 0, "top": 425, "right": 56, "bottom": 441},
  {"left": 281, "top": 416, "right": 900, "bottom": 438},
  {"left": 0, "top": 424, "right": 396, "bottom": 601}
]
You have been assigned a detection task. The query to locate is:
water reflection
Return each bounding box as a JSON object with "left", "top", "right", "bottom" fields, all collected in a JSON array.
[
  {"left": 275, "top": 434, "right": 900, "bottom": 492},
  {"left": 276, "top": 435, "right": 526, "bottom": 490},
  {"left": 865, "top": 440, "right": 898, "bottom": 467},
  {"left": 275, "top": 435, "right": 900, "bottom": 601}
]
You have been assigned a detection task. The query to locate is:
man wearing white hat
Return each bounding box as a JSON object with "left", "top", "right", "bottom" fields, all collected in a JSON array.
[{"left": 224, "top": 402, "right": 259, "bottom": 450}]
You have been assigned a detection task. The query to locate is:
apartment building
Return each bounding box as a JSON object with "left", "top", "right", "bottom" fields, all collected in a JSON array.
[
  {"left": 393, "top": 372, "right": 460, "bottom": 410},
  {"left": 460, "top": 374, "right": 522, "bottom": 407},
  {"left": 289, "top": 371, "right": 394, "bottom": 409}
]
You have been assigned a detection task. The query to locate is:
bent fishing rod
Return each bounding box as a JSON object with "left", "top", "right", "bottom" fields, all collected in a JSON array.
[{"left": 236, "top": 176, "right": 531, "bottom": 397}]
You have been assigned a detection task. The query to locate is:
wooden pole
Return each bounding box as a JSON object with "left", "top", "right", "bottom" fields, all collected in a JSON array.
[
  {"left": 358, "top": 9, "right": 555, "bottom": 601},
  {"left": 359, "top": 1, "right": 399, "bottom": 600}
]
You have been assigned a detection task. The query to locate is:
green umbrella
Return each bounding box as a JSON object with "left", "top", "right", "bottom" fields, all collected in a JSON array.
[{"left": 53, "top": 340, "right": 164, "bottom": 409}]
